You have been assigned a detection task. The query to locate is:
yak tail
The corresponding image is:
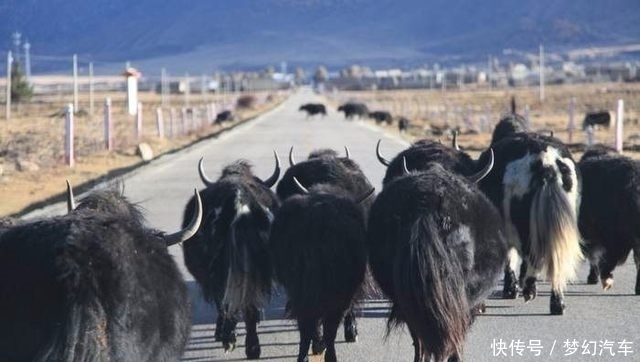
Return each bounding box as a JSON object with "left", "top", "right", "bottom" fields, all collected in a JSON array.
[
  {"left": 529, "top": 181, "right": 583, "bottom": 293},
  {"left": 391, "top": 216, "right": 470, "bottom": 362},
  {"left": 35, "top": 293, "right": 108, "bottom": 362},
  {"left": 222, "top": 205, "right": 272, "bottom": 314}
]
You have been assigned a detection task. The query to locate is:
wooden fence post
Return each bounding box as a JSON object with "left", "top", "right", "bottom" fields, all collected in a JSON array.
[
  {"left": 156, "top": 107, "right": 165, "bottom": 138},
  {"left": 65, "top": 104, "right": 74, "bottom": 167},
  {"left": 104, "top": 98, "right": 113, "bottom": 151},
  {"left": 136, "top": 102, "right": 143, "bottom": 140},
  {"left": 616, "top": 99, "right": 624, "bottom": 153},
  {"left": 568, "top": 97, "right": 576, "bottom": 143}
]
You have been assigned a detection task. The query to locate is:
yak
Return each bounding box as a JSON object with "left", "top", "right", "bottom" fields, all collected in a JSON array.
[
  {"left": 181, "top": 153, "right": 281, "bottom": 359},
  {"left": 337, "top": 102, "right": 369, "bottom": 120},
  {"left": 0, "top": 185, "right": 202, "bottom": 362},
  {"left": 398, "top": 117, "right": 410, "bottom": 133},
  {"left": 375, "top": 138, "right": 493, "bottom": 187},
  {"left": 270, "top": 178, "right": 373, "bottom": 362},
  {"left": 367, "top": 161, "right": 507, "bottom": 362},
  {"left": 277, "top": 147, "right": 375, "bottom": 346},
  {"left": 582, "top": 111, "right": 611, "bottom": 130},
  {"left": 299, "top": 103, "right": 327, "bottom": 117},
  {"left": 368, "top": 111, "right": 393, "bottom": 125},
  {"left": 578, "top": 145, "right": 640, "bottom": 294},
  {"left": 215, "top": 110, "right": 234, "bottom": 124},
  {"left": 477, "top": 132, "right": 582, "bottom": 314}
]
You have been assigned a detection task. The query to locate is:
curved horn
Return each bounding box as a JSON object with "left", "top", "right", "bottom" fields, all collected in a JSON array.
[
  {"left": 511, "top": 96, "right": 517, "bottom": 114},
  {"left": 468, "top": 148, "right": 494, "bottom": 183},
  {"left": 289, "top": 146, "right": 296, "bottom": 166},
  {"left": 402, "top": 156, "right": 410, "bottom": 175},
  {"left": 355, "top": 187, "right": 376, "bottom": 204},
  {"left": 166, "top": 189, "right": 203, "bottom": 246},
  {"left": 198, "top": 157, "right": 216, "bottom": 187},
  {"left": 375, "top": 139, "right": 391, "bottom": 166},
  {"left": 292, "top": 177, "right": 309, "bottom": 194},
  {"left": 66, "top": 179, "right": 76, "bottom": 213},
  {"left": 344, "top": 146, "right": 351, "bottom": 159},
  {"left": 452, "top": 130, "right": 460, "bottom": 151},
  {"left": 261, "top": 150, "right": 281, "bottom": 188}
]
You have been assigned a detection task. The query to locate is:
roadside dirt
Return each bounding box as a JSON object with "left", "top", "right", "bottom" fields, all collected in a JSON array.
[{"left": 0, "top": 92, "right": 287, "bottom": 217}]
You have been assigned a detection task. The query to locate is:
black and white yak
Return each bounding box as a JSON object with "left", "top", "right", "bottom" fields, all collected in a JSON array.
[
  {"left": 477, "top": 132, "right": 583, "bottom": 314},
  {"left": 181, "top": 154, "right": 281, "bottom": 359},
  {"left": 270, "top": 178, "right": 374, "bottom": 362},
  {"left": 578, "top": 145, "right": 640, "bottom": 294},
  {"left": 0, "top": 185, "right": 202, "bottom": 362},
  {"left": 367, "top": 161, "right": 507, "bottom": 362}
]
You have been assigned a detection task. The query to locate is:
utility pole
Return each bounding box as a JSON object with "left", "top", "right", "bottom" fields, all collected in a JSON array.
[
  {"left": 73, "top": 54, "right": 78, "bottom": 111},
  {"left": 89, "top": 62, "right": 94, "bottom": 115},
  {"left": 11, "top": 32, "right": 21, "bottom": 63},
  {"left": 23, "top": 40, "right": 31, "bottom": 84},
  {"left": 539, "top": 44, "right": 545, "bottom": 102},
  {"left": 161, "top": 67, "right": 168, "bottom": 107},
  {"left": 6, "top": 51, "right": 13, "bottom": 120}
]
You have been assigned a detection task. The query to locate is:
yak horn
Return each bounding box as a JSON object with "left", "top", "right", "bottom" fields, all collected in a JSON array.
[
  {"left": 344, "top": 146, "right": 351, "bottom": 159},
  {"left": 198, "top": 157, "right": 216, "bottom": 187},
  {"left": 292, "top": 176, "right": 309, "bottom": 194},
  {"left": 452, "top": 130, "right": 460, "bottom": 150},
  {"left": 376, "top": 139, "right": 391, "bottom": 166},
  {"left": 289, "top": 146, "right": 296, "bottom": 166},
  {"left": 402, "top": 157, "right": 410, "bottom": 175},
  {"left": 166, "top": 189, "right": 202, "bottom": 246},
  {"left": 261, "top": 150, "right": 281, "bottom": 188},
  {"left": 468, "top": 148, "right": 494, "bottom": 183},
  {"left": 356, "top": 187, "right": 376, "bottom": 204},
  {"left": 66, "top": 180, "right": 76, "bottom": 213}
]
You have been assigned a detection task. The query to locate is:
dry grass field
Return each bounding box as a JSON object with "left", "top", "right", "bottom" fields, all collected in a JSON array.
[
  {"left": 2, "top": 81, "right": 640, "bottom": 218},
  {"left": 328, "top": 81, "right": 640, "bottom": 154},
  {"left": 0, "top": 87, "right": 288, "bottom": 217}
]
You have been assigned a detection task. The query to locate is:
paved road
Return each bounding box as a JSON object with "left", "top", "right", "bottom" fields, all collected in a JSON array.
[{"left": 25, "top": 89, "right": 639, "bottom": 362}]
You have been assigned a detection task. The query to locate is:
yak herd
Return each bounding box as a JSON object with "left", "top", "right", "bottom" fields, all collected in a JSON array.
[{"left": 0, "top": 99, "right": 638, "bottom": 362}]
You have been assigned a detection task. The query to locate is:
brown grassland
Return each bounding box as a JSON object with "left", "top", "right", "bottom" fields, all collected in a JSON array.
[{"left": 2, "top": 81, "right": 640, "bottom": 218}]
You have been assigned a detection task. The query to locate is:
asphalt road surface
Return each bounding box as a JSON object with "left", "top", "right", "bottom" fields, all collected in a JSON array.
[{"left": 25, "top": 89, "right": 639, "bottom": 362}]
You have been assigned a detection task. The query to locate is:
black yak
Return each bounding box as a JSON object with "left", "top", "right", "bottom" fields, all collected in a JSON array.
[
  {"left": 299, "top": 103, "right": 327, "bottom": 117},
  {"left": 215, "top": 110, "right": 234, "bottom": 124},
  {"left": 337, "top": 102, "right": 369, "bottom": 120},
  {"left": 367, "top": 162, "right": 507, "bottom": 362},
  {"left": 181, "top": 153, "right": 281, "bottom": 359},
  {"left": 578, "top": 146, "right": 640, "bottom": 294},
  {"left": 270, "top": 178, "right": 373, "bottom": 362},
  {"left": 277, "top": 147, "right": 375, "bottom": 345},
  {"left": 398, "top": 117, "right": 410, "bottom": 133},
  {"left": 582, "top": 111, "right": 611, "bottom": 130},
  {"left": 368, "top": 111, "right": 393, "bottom": 125},
  {"left": 375, "top": 139, "right": 493, "bottom": 187},
  {"left": 0, "top": 186, "right": 202, "bottom": 362},
  {"left": 478, "top": 132, "right": 582, "bottom": 314}
]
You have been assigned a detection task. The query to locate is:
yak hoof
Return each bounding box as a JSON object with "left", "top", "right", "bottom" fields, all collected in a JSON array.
[
  {"left": 587, "top": 270, "right": 599, "bottom": 284},
  {"left": 550, "top": 295, "right": 565, "bottom": 315},
  {"left": 602, "top": 277, "right": 614, "bottom": 291},
  {"left": 312, "top": 339, "right": 326, "bottom": 355},
  {"left": 246, "top": 344, "right": 261, "bottom": 359},
  {"left": 473, "top": 302, "right": 487, "bottom": 315},
  {"left": 522, "top": 285, "right": 536, "bottom": 303},
  {"left": 502, "top": 271, "right": 518, "bottom": 299},
  {"left": 344, "top": 324, "right": 358, "bottom": 343}
]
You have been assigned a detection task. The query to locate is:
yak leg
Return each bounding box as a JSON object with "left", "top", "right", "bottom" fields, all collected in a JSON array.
[
  {"left": 311, "top": 320, "right": 326, "bottom": 355},
  {"left": 322, "top": 312, "right": 342, "bottom": 362},
  {"left": 296, "top": 318, "right": 315, "bottom": 362},
  {"left": 502, "top": 248, "right": 520, "bottom": 299},
  {"left": 522, "top": 259, "right": 538, "bottom": 303},
  {"left": 598, "top": 251, "right": 619, "bottom": 291},
  {"left": 244, "top": 306, "right": 261, "bottom": 359},
  {"left": 214, "top": 306, "right": 224, "bottom": 341},
  {"left": 550, "top": 289, "right": 566, "bottom": 315},
  {"left": 343, "top": 306, "right": 358, "bottom": 342},
  {"left": 587, "top": 264, "right": 599, "bottom": 285},
  {"left": 219, "top": 305, "right": 238, "bottom": 353}
]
